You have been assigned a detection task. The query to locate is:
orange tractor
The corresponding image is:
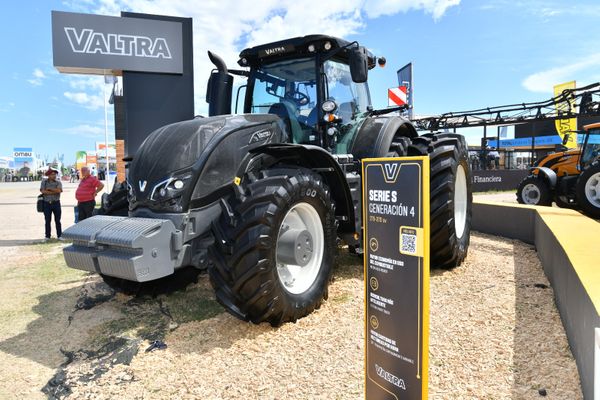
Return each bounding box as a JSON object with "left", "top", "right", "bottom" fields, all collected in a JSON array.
[{"left": 516, "top": 122, "right": 600, "bottom": 218}]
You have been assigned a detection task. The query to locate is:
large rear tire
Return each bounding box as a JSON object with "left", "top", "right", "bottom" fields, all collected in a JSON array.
[
  {"left": 403, "top": 133, "right": 472, "bottom": 268},
  {"left": 428, "top": 134, "right": 472, "bottom": 268},
  {"left": 209, "top": 167, "right": 337, "bottom": 326},
  {"left": 576, "top": 162, "right": 600, "bottom": 218}
]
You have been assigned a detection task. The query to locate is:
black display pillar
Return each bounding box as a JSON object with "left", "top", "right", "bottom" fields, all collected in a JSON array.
[{"left": 119, "top": 12, "right": 194, "bottom": 157}]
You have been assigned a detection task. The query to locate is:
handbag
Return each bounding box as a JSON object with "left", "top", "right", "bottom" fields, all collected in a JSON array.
[{"left": 37, "top": 194, "right": 44, "bottom": 213}]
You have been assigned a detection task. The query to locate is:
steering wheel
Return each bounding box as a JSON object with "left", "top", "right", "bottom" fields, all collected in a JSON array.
[{"left": 285, "top": 91, "right": 310, "bottom": 107}]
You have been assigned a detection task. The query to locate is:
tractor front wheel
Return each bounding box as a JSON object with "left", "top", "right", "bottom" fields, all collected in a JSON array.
[
  {"left": 516, "top": 176, "right": 552, "bottom": 206},
  {"left": 209, "top": 166, "right": 337, "bottom": 326}
]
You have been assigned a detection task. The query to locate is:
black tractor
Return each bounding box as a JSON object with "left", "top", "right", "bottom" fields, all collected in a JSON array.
[{"left": 62, "top": 35, "right": 472, "bottom": 326}]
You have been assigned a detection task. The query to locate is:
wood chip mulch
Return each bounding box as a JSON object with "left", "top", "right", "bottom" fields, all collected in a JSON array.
[{"left": 64, "top": 233, "right": 582, "bottom": 399}]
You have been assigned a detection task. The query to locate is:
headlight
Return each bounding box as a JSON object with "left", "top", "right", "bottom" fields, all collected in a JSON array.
[
  {"left": 150, "top": 172, "right": 193, "bottom": 201},
  {"left": 322, "top": 100, "right": 337, "bottom": 113}
]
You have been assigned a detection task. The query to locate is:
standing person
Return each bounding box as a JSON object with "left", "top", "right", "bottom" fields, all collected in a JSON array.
[
  {"left": 40, "top": 168, "right": 63, "bottom": 240},
  {"left": 76, "top": 166, "right": 104, "bottom": 222}
]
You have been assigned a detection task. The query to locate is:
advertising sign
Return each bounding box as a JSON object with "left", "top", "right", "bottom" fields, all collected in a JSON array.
[
  {"left": 363, "top": 157, "right": 430, "bottom": 400},
  {"left": 471, "top": 170, "right": 529, "bottom": 192},
  {"left": 96, "top": 142, "right": 116, "bottom": 156},
  {"left": 52, "top": 10, "right": 183, "bottom": 75},
  {"left": 554, "top": 81, "right": 577, "bottom": 149},
  {"left": 397, "top": 63, "right": 413, "bottom": 118},
  {"left": 13, "top": 147, "right": 34, "bottom": 177},
  {"left": 75, "top": 151, "right": 87, "bottom": 171},
  {"left": 86, "top": 151, "right": 98, "bottom": 166}
]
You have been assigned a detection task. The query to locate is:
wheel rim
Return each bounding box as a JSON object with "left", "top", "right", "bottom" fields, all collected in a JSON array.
[
  {"left": 521, "top": 183, "right": 541, "bottom": 205},
  {"left": 584, "top": 171, "right": 600, "bottom": 208},
  {"left": 276, "top": 202, "right": 324, "bottom": 295},
  {"left": 454, "top": 165, "right": 468, "bottom": 239}
]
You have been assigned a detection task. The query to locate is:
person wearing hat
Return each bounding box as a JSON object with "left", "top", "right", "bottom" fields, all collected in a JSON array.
[{"left": 40, "top": 168, "right": 63, "bottom": 240}]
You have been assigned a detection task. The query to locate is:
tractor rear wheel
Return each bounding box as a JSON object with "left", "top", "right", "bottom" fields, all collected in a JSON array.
[
  {"left": 516, "top": 176, "right": 552, "bottom": 206},
  {"left": 427, "top": 134, "right": 472, "bottom": 268},
  {"left": 576, "top": 162, "right": 600, "bottom": 218},
  {"left": 209, "top": 166, "right": 336, "bottom": 326},
  {"left": 404, "top": 133, "right": 472, "bottom": 269}
]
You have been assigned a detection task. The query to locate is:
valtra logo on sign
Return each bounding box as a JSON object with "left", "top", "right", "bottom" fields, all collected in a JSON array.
[
  {"left": 64, "top": 28, "right": 172, "bottom": 59},
  {"left": 52, "top": 11, "right": 183, "bottom": 75}
]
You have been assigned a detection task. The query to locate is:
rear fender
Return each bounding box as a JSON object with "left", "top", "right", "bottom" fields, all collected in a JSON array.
[
  {"left": 350, "top": 115, "right": 417, "bottom": 159},
  {"left": 530, "top": 166, "right": 558, "bottom": 188}
]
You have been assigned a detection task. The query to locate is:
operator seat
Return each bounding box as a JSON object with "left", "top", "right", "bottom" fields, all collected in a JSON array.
[
  {"left": 338, "top": 102, "right": 355, "bottom": 124},
  {"left": 268, "top": 101, "right": 305, "bottom": 144}
]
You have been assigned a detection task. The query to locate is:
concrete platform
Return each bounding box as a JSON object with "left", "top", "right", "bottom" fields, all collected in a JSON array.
[{"left": 473, "top": 201, "right": 600, "bottom": 399}]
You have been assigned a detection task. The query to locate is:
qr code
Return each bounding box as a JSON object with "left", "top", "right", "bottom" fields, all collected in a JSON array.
[{"left": 401, "top": 233, "right": 417, "bottom": 255}]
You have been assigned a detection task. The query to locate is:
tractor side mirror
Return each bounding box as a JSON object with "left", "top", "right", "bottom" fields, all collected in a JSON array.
[
  {"left": 562, "top": 133, "right": 570, "bottom": 146},
  {"left": 349, "top": 47, "right": 368, "bottom": 83}
]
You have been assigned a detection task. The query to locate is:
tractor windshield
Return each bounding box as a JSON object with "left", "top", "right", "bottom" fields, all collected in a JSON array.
[
  {"left": 582, "top": 128, "right": 600, "bottom": 169},
  {"left": 324, "top": 60, "right": 370, "bottom": 122},
  {"left": 249, "top": 58, "right": 318, "bottom": 144},
  {"left": 324, "top": 59, "right": 371, "bottom": 153}
]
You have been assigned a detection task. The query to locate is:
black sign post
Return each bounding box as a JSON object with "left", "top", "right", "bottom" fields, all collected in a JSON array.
[{"left": 363, "top": 157, "right": 430, "bottom": 400}]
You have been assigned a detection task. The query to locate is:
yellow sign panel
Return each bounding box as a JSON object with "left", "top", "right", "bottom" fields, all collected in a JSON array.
[{"left": 554, "top": 81, "right": 577, "bottom": 149}]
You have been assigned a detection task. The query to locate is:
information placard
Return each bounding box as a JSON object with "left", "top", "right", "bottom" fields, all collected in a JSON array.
[{"left": 363, "top": 157, "right": 430, "bottom": 400}]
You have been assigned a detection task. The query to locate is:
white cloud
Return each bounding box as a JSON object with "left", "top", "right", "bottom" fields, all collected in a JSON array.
[
  {"left": 64, "top": 91, "right": 105, "bottom": 110},
  {"left": 68, "top": 0, "right": 460, "bottom": 115},
  {"left": 522, "top": 53, "right": 600, "bottom": 93},
  {"left": 28, "top": 68, "right": 47, "bottom": 86},
  {"left": 62, "top": 75, "right": 114, "bottom": 110},
  {"left": 363, "top": 0, "right": 460, "bottom": 20},
  {"left": 0, "top": 102, "right": 16, "bottom": 112},
  {"left": 55, "top": 124, "right": 106, "bottom": 138}
]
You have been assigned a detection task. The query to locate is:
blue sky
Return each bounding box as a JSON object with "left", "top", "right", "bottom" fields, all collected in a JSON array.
[{"left": 1, "top": 0, "right": 600, "bottom": 164}]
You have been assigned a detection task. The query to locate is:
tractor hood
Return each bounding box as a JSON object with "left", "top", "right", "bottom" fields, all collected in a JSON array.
[
  {"left": 130, "top": 117, "right": 226, "bottom": 186},
  {"left": 128, "top": 114, "right": 284, "bottom": 212}
]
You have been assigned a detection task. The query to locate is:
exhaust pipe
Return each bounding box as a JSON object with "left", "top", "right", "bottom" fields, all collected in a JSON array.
[
  {"left": 206, "top": 51, "right": 233, "bottom": 116},
  {"left": 208, "top": 51, "right": 228, "bottom": 74}
]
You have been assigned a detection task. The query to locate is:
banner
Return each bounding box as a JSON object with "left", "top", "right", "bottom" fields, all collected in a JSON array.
[
  {"left": 75, "top": 151, "right": 87, "bottom": 171},
  {"left": 96, "top": 142, "right": 116, "bottom": 155},
  {"left": 13, "top": 147, "right": 34, "bottom": 177},
  {"left": 86, "top": 151, "right": 97, "bottom": 166},
  {"left": 397, "top": 63, "right": 413, "bottom": 118},
  {"left": 554, "top": 81, "right": 577, "bottom": 149}
]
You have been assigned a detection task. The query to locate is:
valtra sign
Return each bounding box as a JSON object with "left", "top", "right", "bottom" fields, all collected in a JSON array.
[{"left": 52, "top": 11, "right": 183, "bottom": 75}]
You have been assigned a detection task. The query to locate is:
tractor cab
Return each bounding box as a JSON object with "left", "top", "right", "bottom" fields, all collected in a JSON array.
[
  {"left": 209, "top": 35, "right": 379, "bottom": 154},
  {"left": 580, "top": 123, "right": 600, "bottom": 171}
]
